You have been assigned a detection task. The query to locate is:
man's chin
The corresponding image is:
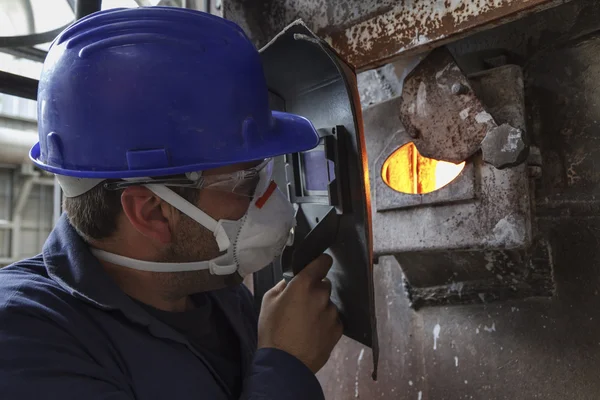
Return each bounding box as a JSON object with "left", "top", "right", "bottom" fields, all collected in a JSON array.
[{"left": 187, "top": 270, "right": 243, "bottom": 294}]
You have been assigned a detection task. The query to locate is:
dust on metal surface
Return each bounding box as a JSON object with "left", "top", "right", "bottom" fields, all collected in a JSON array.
[
  {"left": 322, "top": 0, "right": 566, "bottom": 70},
  {"left": 223, "top": 0, "right": 565, "bottom": 71},
  {"left": 399, "top": 47, "right": 497, "bottom": 164},
  {"left": 481, "top": 124, "right": 527, "bottom": 169},
  {"left": 364, "top": 61, "right": 540, "bottom": 307}
]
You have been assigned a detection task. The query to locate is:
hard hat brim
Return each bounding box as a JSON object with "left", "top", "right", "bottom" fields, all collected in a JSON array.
[{"left": 30, "top": 111, "right": 320, "bottom": 179}]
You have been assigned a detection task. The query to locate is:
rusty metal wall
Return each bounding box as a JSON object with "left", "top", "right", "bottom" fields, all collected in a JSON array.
[
  {"left": 223, "top": 0, "right": 567, "bottom": 71},
  {"left": 317, "top": 0, "right": 600, "bottom": 398}
]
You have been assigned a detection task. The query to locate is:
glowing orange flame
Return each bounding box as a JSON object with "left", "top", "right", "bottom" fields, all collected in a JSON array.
[{"left": 382, "top": 142, "right": 465, "bottom": 194}]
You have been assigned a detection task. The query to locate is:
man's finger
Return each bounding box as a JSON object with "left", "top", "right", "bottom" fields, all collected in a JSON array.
[
  {"left": 321, "top": 277, "right": 333, "bottom": 298},
  {"left": 264, "top": 279, "right": 287, "bottom": 299},
  {"left": 296, "top": 254, "right": 333, "bottom": 284}
]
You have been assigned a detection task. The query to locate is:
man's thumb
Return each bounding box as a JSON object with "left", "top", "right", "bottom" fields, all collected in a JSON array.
[{"left": 296, "top": 254, "right": 333, "bottom": 283}]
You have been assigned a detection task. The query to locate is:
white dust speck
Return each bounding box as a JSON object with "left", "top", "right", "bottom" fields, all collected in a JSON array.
[
  {"left": 418, "top": 391, "right": 423, "bottom": 400},
  {"left": 464, "top": 380, "right": 469, "bottom": 384},
  {"left": 478, "top": 293, "right": 486, "bottom": 303},
  {"left": 435, "top": 62, "right": 453, "bottom": 80},
  {"left": 455, "top": 356, "right": 459, "bottom": 367},
  {"left": 459, "top": 107, "right": 471, "bottom": 120},
  {"left": 476, "top": 328, "right": 480, "bottom": 334},
  {"left": 449, "top": 282, "right": 464, "bottom": 297},
  {"left": 409, "top": 381, "right": 413, "bottom": 386},
  {"left": 484, "top": 323, "right": 496, "bottom": 333},
  {"left": 501, "top": 129, "right": 522, "bottom": 152},
  {"left": 416, "top": 82, "right": 428, "bottom": 117},
  {"left": 492, "top": 215, "right": 522, "bottom": 245},
  {"left": 354, "top": 349, "right": 365, "bottom": 398},
  {"left": 433, "top": 324, "right": 441, "bottom": 350},
  {"left": 475, "top": 111, "right": 493, "bottom": 124}
]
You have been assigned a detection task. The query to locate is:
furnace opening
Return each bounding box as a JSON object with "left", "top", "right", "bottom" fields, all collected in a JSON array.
[{"left": 382, "top": 142, "right": 466, "bottom": 194}]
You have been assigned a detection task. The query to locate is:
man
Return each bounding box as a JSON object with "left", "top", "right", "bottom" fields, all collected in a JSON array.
[{"left": 0, "top": 6, "right": 342, "bottom": 400}]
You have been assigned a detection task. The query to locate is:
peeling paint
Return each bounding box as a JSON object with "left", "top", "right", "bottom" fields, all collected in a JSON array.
[
  {"left": 322, "top": 0, "right": 563, "bottom": 70},
  {"left": 225, "top": 0, "right": 563, "bottom": 71},
  {"left": 354, "top": 348, "right": 365, "bottom": 398},
  {"left": 416, "top": 82, "right": 428, "bottom": 117},
  {"left": 449, "top": 282, "right": 464, "bottom": 297},
  {"left": 460, "top": 107, "right": 471, "bottom": 120},
  {"left": 433, "top": 324, "right": 441, "bottom": 350},
  {"left": 491, "top": 215, "right": 523, "bottom": 246},
  {"left": 502, "top": 129, "right": 523, "bottom": 152},
  {"left": 475, "top": 111, "right": 494, "bottom": 124}
]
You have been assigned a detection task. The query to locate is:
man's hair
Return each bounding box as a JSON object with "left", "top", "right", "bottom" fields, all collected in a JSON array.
[{"left": 64, "top": 181, "right": 199, "bottom": 243}]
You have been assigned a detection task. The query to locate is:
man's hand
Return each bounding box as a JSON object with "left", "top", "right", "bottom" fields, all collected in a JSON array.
[{"left": 257, "top": 254, "right": 343, "bottom": 374}]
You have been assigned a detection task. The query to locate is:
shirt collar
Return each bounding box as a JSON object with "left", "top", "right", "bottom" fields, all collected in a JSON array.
[
  {"left": 42, "top": 214, "right": 249, "bottom": 328},
  {"left": 43, "top": 214, "right": 256, "bottom": 381},
  {"left": 43, "top": 214, "right": 152, "bottom": 325}
]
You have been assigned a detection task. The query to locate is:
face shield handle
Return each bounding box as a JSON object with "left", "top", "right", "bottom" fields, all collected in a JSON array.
[{"left": 145, "top": 184, "right": 231, "bottom": 251}]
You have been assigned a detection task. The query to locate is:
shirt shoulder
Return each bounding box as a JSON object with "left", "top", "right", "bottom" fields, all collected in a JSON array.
[
  {"left": 0, "top": 258, "right": 136, "bottom": 399},
  {"left": 0, "top": 256, "right": 87, "bottom": 330},
  {"left": 1, "top": 256, "right": 59, "bottom": 303}
]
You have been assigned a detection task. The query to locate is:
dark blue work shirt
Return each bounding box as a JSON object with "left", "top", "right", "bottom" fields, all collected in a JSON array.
[
  {"left": 134, "top": 294, "right": 244, "bottom": 397},
  {"left": 0, "top": 215, "right": 324, "bottom": 400}
]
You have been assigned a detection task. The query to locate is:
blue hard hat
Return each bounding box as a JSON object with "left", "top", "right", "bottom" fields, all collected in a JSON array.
[{"left": 30, "top": 7, "right": 319, "bottom": 178}]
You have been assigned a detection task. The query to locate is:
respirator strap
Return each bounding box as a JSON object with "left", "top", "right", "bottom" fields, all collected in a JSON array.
[
  {"left": 90, "top": 248, "right": 238, "bottom": 275},
  {"left": 145, "top": 184, "right": 231, "bottom": 252}
]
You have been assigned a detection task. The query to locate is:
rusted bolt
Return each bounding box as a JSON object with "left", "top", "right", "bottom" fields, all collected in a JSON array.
[{"left": 451, "top": 83, "right": 469, "bottom": 95}]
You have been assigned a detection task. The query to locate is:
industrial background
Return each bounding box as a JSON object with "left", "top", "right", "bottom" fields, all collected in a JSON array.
[{"left": 2, "top": 0, "right": 600, "bottom": 399}]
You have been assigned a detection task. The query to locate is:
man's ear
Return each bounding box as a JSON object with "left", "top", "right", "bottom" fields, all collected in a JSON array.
[{"left": 121, "top": 186, "right": 175, "bottom": 244}]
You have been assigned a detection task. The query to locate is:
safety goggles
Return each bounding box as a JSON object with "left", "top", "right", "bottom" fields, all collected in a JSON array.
[{"left": 104, "top": 158, "right": 273, "bottom": 197}]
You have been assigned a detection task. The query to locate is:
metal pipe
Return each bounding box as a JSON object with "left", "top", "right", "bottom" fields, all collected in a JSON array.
[
  {"left": 0, "top": 47, "right": 47, "bottom": 63},
  {"left": 33, "top": 177, "right": 57, "bottom": 186},
  {"left": 75, "top": 0, "right": 103, "bottom": 20},
  {"left": 0, "top": 220, "right": 13, "bottom": 229},
  {"left": 53, "top": 176, "right": 62, "bottom": 227},
  {"left": 6, "top": 170, "right": 14, "bottom": 263},
  {"left": 0, "top": 71, "right": 38, "bottom": 100},
  {"left": 11, "top": 176, "right": 34, "bottom": 261},
  {"left": 0, "top": 127, "right": 38, "bottom": 165},
  {"left": 22, "top": 0, "right": 36, "bottom": 37},
  {"left": 0, "top": 113, "right": 37, "bottom": 132},
  {"left": 13, "top": 177, "right": 35, "bottom": 224},
  {"left": 0, "top": 23, "right": 72, "bottom": 48},
  {"left": 38, "top": 183, "right": 44, "bottom": 251}
]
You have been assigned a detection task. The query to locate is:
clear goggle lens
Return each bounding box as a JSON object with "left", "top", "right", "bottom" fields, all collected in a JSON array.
[
  {"left": 198, "top": 159, "right": 273, "bottom": 197},
  {"left": 104, "top": 159, "right": 274, "bottom": 198}
]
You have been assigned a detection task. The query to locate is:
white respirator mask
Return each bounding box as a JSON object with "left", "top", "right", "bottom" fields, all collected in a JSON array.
[{"left": 87, "top": 159, "right": 296, "bottom": 277}]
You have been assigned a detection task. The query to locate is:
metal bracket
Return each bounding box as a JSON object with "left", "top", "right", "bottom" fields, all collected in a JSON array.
[
  {"left": 281, "top": 124, "right": 350, "bottom": 279},
  {"left": 282, "top": 207, "right": 340, "bottom": 280},
  {"left": 286, "top": 125, "right": 352, "bottom": 213}
]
